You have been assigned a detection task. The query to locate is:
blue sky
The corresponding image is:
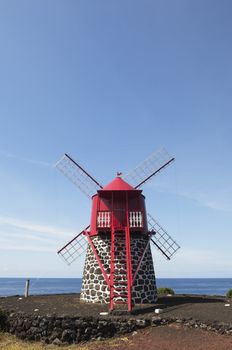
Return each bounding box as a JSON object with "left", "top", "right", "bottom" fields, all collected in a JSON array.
[{"left": 0, "top": 0, "right": 232, "bottom": 278}]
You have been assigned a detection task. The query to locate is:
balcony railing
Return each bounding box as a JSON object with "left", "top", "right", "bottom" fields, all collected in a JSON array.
[
  {"left": 97, "top": 211, "right": 143, "bottom": 229},
  {"left": 129, "top": 211, "right": 143, "bottom": 228},
  {"left": 97, "top": 211, "right": 111, "bottom": 228}
]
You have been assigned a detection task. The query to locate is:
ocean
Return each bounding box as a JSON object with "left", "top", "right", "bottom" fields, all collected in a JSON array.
[{"left": 0, "top": 278, "right": 232, "bottom": 297}]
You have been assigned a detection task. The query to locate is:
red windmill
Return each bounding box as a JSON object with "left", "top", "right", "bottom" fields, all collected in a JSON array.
[{"left": 56, "top": 148, "right": 180, "bottom": 312}]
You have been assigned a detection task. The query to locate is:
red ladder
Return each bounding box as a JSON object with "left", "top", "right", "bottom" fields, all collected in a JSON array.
[{"left": 109, "top": 226, "right": 132, "bottom": 311}]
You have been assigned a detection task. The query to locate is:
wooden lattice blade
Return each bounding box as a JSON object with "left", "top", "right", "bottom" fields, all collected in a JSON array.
[
  {"left": 55, "top": 154, "right": 103, "bottom": 199},
  {"left": 122, "top": 148, "right": 174, "bottom": 189},
  {"left": 147, "top": 213, "right": 180, "bottom": 260},
  {"left": 57, "top": 226, "right": 89, "bottom": 265}
]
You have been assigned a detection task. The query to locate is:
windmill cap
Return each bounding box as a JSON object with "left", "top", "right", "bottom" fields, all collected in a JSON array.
[{"left": 100, "top": 177, "right": 139, "bottom": 191}]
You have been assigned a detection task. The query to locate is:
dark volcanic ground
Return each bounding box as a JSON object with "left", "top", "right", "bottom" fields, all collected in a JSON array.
[
  {"left": 87, "top": 326, "right": 232, "bottom": 350},
  {"left": 0, "top": 293, "right": 232, "bottom": 324}
]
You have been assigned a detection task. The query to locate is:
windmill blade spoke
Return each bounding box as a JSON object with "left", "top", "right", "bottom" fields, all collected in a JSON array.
[
  {"left": 56, "top": 154, "right": 103, "bottom": 199},
  {"left": 147, "top": 213, "right": 180, "bottom": 260},
  {"left": 122, "top": 148, "right": 174, "bottom": 189},
  {"left": 57, "top": 226, "right": 89, "bottom": 265}
]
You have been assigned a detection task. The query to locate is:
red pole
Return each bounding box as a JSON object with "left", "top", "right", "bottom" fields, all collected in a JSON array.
[
  {"left": 125, "top": 193, "right": 132, "bottom": 312},
  {"left": 109, "top": 192, "right": 115, "bottom": 311}
]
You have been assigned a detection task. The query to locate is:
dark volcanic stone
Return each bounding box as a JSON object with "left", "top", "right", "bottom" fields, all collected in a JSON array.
[{"left": 61, "top": 329, "right": 76, "bottom": 343}]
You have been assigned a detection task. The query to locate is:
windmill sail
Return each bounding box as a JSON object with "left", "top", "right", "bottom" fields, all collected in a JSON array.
[
  {"left": 56, "top": 154, "right": 103, "bottom": 199},
  {"left": 147, "top": 213, "right": 180, "bottom": 260},
  {"left": 57, "top": 226, "right": 89, "bottom": 265},
  {"left": 122, "top": 148, "right": 174, "bottom": 189}
]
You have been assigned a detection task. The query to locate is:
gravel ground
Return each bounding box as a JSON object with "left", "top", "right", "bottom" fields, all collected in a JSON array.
[{"left": 0, "top": 293, "right": 231, "bottom": 323}]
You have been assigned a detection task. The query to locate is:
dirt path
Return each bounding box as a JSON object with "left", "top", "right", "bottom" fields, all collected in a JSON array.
[{"left": 90, "top": 325, "right": 232, "bottom": 350}]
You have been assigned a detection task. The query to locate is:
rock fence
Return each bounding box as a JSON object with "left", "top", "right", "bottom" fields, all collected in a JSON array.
[
  {"left": 0, "top": 309, "right": 7, "bottom": 331},
  {"left": 5, "top": 312, "right": 148, "bottom": 345},
  {"left": 151, "top": 316, "right": 232, "bottom": 335},
  {"left": 1, "top": 311, "right": 232, "bottom": 345}
]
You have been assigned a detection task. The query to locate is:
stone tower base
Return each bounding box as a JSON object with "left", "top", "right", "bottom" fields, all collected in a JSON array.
[{"left": 80, "top": 233, "right": 157, "bottom": 304}]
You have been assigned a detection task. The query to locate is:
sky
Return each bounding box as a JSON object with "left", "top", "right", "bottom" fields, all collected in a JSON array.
[{"left": 0, "top": 0, "right": 232, "bottom": 279}]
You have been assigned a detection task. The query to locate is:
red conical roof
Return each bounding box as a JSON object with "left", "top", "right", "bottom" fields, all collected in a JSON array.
[{"left": 101, "top": 177, "right": 135, "bottom": 191}]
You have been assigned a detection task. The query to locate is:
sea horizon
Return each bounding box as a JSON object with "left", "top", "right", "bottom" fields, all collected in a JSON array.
[{"left": 1, "top": 277, "right": 232, "bottom": 297}]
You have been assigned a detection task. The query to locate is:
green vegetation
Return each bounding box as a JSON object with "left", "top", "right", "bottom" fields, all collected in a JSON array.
[
  {"left": 157, "top": 287, "right": 175, "bottom": 295},
  {"left": 226, "top": 288, "right": 232, "bottom": 299}
]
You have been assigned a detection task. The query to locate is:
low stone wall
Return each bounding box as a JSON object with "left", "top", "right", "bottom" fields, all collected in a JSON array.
[
  {"left": 6, "top": 312, "right": 149, "bottom": 345},
  {"left": 0, "top": 308, "right": 7, "bottom": 331},
  {"left": 2, "top": 312, "right": 232, "bottom": 345},
  {"left": 151, "top": 316, "right": 232, "bottom": 335}
]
